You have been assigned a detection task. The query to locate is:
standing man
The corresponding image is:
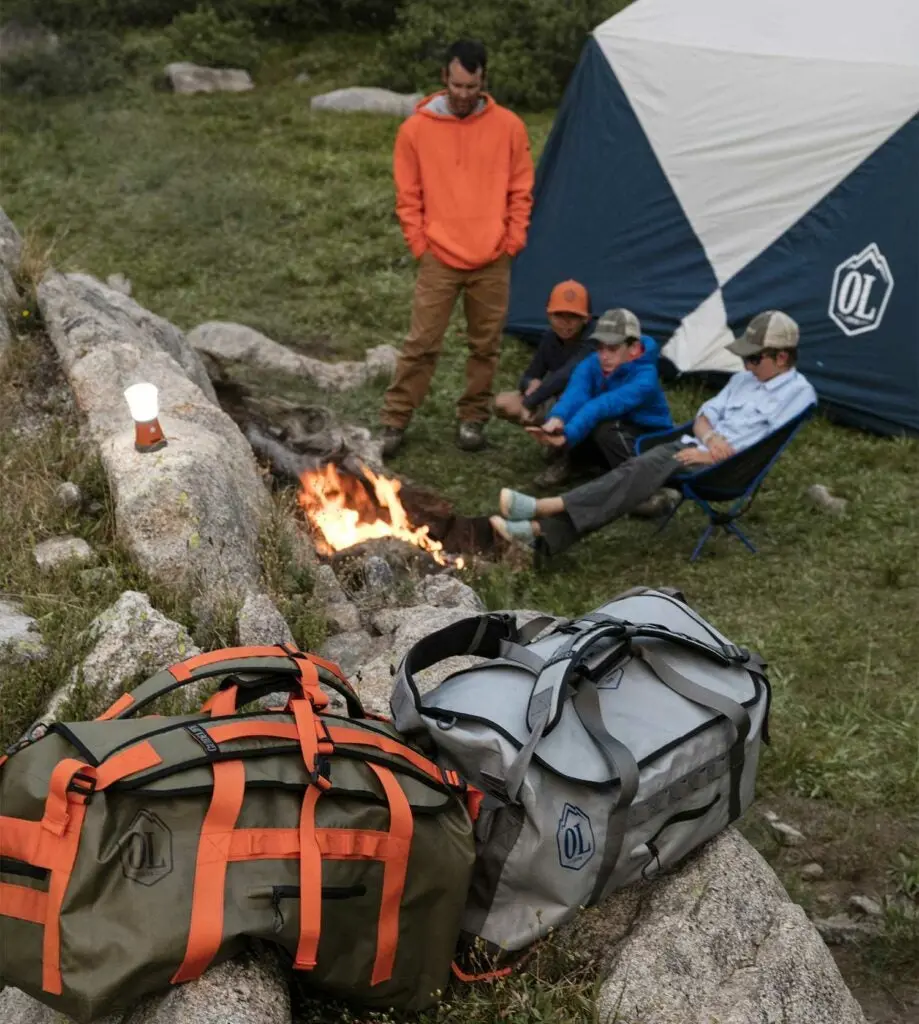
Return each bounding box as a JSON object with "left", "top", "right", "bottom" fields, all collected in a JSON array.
[{"left": 381, "top": 39, "right": 535, "bottom": 457}]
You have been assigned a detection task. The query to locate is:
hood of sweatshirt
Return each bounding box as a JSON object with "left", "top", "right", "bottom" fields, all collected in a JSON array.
[{"left": 416, "top": 91, "right": 495, "bottom": 121}]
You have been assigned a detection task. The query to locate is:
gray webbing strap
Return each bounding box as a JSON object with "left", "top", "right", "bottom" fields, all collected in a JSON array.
[
  {"left": 503, "top": 702, "right": 551, "bottom": 804},
  {"left": 636, "top": 645, "right": 751, "bottom": 820},
  {"left": 516, "top": 614, "right": 568, "bottom": 644},
  {"left": 572, "top": 680, "right": 640, "bottom": 906}
]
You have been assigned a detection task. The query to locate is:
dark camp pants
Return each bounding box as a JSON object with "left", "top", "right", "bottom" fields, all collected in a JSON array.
[
  {"left": 538, "top": 441, "right": 687, "bottom": 556},
  {"left": 570, "top": 420, "right": 642, "bottom": 473}
]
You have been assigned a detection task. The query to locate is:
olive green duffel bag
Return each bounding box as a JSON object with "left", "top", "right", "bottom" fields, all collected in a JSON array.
[{"left": 0, "top": 643, "right": 476, "bottom": 1022}]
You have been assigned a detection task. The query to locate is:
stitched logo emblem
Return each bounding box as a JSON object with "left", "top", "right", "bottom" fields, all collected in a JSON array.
[
  {"left": 557, "top": 803, "right": 595, "bottom": 870},
  {"left": 563, "top": 288, "right": 577, "bottom": 301},
  {"left": 120, "top": 810, "right": 173, "bottom": 886}
]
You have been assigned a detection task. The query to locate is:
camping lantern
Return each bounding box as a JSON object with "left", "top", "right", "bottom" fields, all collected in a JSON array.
[{"left": 124, "top": 383, "right": 167, "bottom": 453}]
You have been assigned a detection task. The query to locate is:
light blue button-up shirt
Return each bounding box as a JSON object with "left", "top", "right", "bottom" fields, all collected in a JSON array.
[{"left": 684, "top": 368, "right": 817, "bottom": 452}]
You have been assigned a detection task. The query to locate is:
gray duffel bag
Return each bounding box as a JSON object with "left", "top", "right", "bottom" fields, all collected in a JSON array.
[{"left": 390, "top": 587, "right": 770, "bottom": 955}]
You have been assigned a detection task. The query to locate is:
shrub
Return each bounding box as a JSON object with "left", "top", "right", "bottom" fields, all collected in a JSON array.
[
  {"left": 1, "top": 0, "right": 404, "bottom": 33},
  {"left": 380, "top": 0, "right": 633, "bottom": 111},
  {"left": 0, "top": 28, "right": 128, "bottom": 97},
  {"left": 164, "top": 5, "right": 262, "bottom": 70}
]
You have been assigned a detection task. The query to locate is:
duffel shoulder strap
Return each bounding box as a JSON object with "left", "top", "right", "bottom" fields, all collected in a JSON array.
[{"left": 96, "top": 643, "right": 362, "bottom": 722}]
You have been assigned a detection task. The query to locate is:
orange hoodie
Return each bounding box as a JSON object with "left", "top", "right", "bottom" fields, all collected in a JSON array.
[{"left": 393, "top": 92, "right": 535, "bottom": 271}]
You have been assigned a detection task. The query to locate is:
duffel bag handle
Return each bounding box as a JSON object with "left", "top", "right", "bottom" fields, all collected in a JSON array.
[{"left": 96, "top": 644, "right": 362, "bottom": 721}]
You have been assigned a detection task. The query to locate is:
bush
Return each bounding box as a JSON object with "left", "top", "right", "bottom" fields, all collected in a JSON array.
[
  {"left": 380, "top": 0, "right": 632, "bottom": 111},
  {"left": 0, "top": 28, "right": 128, "bottom": 97},
  {"left": 2, "top": 0, "right": 403, "bottom": 33},
  {"left": 164, "top": 5, "right": 262, "bottom": 70}
]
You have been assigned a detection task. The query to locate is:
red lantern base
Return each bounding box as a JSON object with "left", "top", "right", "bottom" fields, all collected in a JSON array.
[{"left": 134, "top": 418, "right": 167, "bottom": 453}]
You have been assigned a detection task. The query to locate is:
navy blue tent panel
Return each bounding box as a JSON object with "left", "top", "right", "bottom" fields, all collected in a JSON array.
[
  {"left": 722, "top": 115, "right": 919, "bottom": 435},
  {"left": 506, "top": 39, "right": 717, "bottom": 342}
]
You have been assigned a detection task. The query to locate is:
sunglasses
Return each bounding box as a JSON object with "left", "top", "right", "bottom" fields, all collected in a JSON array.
[{"left": 744, "top": 351, "right": 774, "bottom": 366}]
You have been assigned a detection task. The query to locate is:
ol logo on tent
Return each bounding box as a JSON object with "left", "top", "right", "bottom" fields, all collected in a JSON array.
[
  {"left": 557, "top": 803, "right": 595, "bottom": 870},
  {"left": 829, "top": 244, "right": 894, "bottom": 337}
]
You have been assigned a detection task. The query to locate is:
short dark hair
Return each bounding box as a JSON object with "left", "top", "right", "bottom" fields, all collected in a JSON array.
[
  {"left": 445, "top": 40, "right": 487, "bottom": 75},
  {"left": 767, "top": 347, "right": 798, "bottom": 366}
]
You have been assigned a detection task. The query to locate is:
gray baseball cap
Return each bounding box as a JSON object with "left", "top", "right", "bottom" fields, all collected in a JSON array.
[
  {"left": 590, "top": 308, "right": 641, "bottom": 347},
  {"left": 727, "top": 310, "right": 800, "bottom": 358}
]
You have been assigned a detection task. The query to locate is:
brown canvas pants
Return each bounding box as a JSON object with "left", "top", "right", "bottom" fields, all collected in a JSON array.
[{"left": 381, "top": 252, "right": 511, "bottom": 428}]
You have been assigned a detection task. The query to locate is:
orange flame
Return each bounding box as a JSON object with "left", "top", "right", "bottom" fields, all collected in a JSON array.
[{"left": 298, "top": 462, "right": 462, "bottom": 569}]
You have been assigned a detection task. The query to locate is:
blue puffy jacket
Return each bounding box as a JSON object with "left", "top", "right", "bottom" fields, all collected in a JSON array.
[{"left": 551, "top": 336, "right": 672, "bottom": 446}]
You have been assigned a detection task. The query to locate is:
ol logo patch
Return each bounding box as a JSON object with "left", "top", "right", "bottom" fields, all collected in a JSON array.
[
  {"left": 557, "top": 803, "right": 595, "bottom": 871},
  {"left": 120, "top": 810, "right": 173, "bottom": 886},
  {"left": 829, "top": 243, "right": 894, "bottom": 337}
]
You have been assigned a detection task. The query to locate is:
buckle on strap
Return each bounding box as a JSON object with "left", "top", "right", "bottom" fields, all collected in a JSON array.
[
  {"left": 722, "top": 643, "right": 750, "bottom": 664},
  {"left": 67, "top": 771, "right": 97, "bottom": 801}
]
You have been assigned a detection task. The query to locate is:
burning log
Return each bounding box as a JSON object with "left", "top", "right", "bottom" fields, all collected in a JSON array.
[{"left": 211, "top": 376, "right": 503, "bottom": 562}]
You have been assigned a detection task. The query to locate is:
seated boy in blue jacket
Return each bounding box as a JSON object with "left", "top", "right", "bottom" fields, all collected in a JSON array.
[
  {"left": 526, "top": 308, "right": 672, "bottom": 488},
  {"left": 494, "top": 279, "right": 593, "bottom": 425}
]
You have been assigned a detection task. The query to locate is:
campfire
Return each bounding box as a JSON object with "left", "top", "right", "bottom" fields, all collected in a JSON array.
[{"left": 298, "top": 462, "right": 464, "bottom": 569}]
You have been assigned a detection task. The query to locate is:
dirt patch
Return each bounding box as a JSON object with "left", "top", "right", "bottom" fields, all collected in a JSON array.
[{"left": 739, "top": 794, "right": 919, "bottom": 1024}]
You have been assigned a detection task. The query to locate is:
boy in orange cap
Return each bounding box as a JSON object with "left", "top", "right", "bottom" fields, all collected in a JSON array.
[{"left": 494, "top": 279, "right": 592, "bottom": 425}]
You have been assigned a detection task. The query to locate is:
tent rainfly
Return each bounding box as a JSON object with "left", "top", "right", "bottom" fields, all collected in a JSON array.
[{"left": 507, "top": 0, "right": 919, "bottom": 435}]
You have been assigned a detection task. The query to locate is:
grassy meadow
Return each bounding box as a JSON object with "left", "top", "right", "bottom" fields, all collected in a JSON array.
[{"left": 1, "top": 35, "right": 917, "bottom": 1021}]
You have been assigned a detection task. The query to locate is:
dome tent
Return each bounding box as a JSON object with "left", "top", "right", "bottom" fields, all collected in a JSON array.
[{"left": 506, "top": 0, "right": 919, "bottom": 434}]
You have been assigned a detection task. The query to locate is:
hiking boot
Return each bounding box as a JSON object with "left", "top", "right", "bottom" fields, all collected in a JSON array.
[
  {"left": 381, "top": 426, "right": 405, "bottom": 458},
  {"left": 456, "top": 421, "right": 487, "bottom": 452},
  {"left": 534, "top": 455, "right": 571, "bottom": 491}
]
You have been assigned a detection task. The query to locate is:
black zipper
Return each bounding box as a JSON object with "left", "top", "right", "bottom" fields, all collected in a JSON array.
[{"left": 250, "top": 884, "right": 367, "bottom": 933}]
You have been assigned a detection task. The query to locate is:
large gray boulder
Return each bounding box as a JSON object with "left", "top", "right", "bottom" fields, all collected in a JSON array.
[
  {"left": 188, "top": 321, "right": 397, "bottom": 391},
  {"left": 37, "top": 272, "right": 269, "bottom": 610},
  {"left": 165, "top": 62, "right": 254, "bottom": 95},
  {"left": 595, "top": 828, "right": 866, "bottom": 1024},
  {"left": 123, "top": 950, "right": 290, "bottom": 1024},
  {"left": 0, "top": 951, "right": 289, "bottom": 1024},
  {"left": 311, "top": 86, "right": 420, "bottom": 117},
  {"left": 42, "top": 591, "right": 200, "bottom": 722}
]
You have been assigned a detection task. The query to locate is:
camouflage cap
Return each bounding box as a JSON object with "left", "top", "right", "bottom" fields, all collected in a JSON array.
[
  {"left": 590, "top": 308, "right": 641, "bottom": 347},
  {"left": 727, "top": 311, "right": 800, "bottom": 358}
]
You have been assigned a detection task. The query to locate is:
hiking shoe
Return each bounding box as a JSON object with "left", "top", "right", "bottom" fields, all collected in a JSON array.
[
  {"left": 490, "top": 515, "right": 537, "bottom": 549},
  {"left": 381, "top": 426, "right": 405, "bottom": 458},
  {"left": 499, "top": 487, "right": 537, "bottom": 521},
  {"left": 534, "top": 455, "right": 571, "bottom": 491},
  {"left": 630, "top": 490, "right": 678, "bottom": 519},
  {"left": 456, "top": 421, "right": 487, "bottom": 452}
]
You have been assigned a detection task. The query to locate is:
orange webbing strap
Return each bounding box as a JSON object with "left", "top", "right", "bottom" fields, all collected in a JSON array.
[
  {"left": 199, "top": 688, "right": 238, "bottom": 717},
  {"left": 95, "top": 692, "right": 134, "bottom": 721},
  {"left": 295, "top": 786, "right": 324, "bottom": 970},
  {"left": 326, "top": 727, "right": 460, "bottom": 789},
  {"left": 41, "top": 760, "right": 94, "bottom": 995},
  {"left": 286, "top": 647, "right": 349, "bottom": 686},
  {"left": 172, "top": 760, "right": 246, "bottom": 984},
  {"left": 168, "top": 646, "right": 293, "bottom": 683},
  {"left": 95, "top": 742, "right": 162, "bottom": 789},
  {"left": 0, "top": 882, "right": 47, "bottom": 924},
  {"left": 451, "top": 961, "right": 513, "bottom": 983},
  {"left": 366, "top": 765, "right": 413, "bottom": 985}
]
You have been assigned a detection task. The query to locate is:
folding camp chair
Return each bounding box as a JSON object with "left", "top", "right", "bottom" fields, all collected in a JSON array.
[{"left": 634, "top": 405, "right": 816, "bottom": 561}]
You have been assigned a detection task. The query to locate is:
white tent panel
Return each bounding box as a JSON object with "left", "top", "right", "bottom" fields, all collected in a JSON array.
[
  {"left": 661, "top": 290, "right": 741, "bottom": 374},
  {"left": 596, "top": 0, "right": 919, "bottom": 69},
  {"left": 598, "top": 32, "right": 919, "bottom": 286}
]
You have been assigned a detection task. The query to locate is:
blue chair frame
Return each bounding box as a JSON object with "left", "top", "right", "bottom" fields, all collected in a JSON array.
[{"left": 635, "top": 406, "right": 816, "bottom": 562}]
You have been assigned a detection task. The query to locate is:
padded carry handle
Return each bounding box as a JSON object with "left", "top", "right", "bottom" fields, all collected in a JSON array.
[
  {"left": 96, "top": 644, "right": 356, "bottom": 721},
  {"left": 389, "top": 614, "right": 523, "bottom": 735}
]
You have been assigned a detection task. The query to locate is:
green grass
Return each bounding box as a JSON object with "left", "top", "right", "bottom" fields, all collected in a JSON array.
[{"left": 2, "top": 35, "right": 918, "bottom": 1016}]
